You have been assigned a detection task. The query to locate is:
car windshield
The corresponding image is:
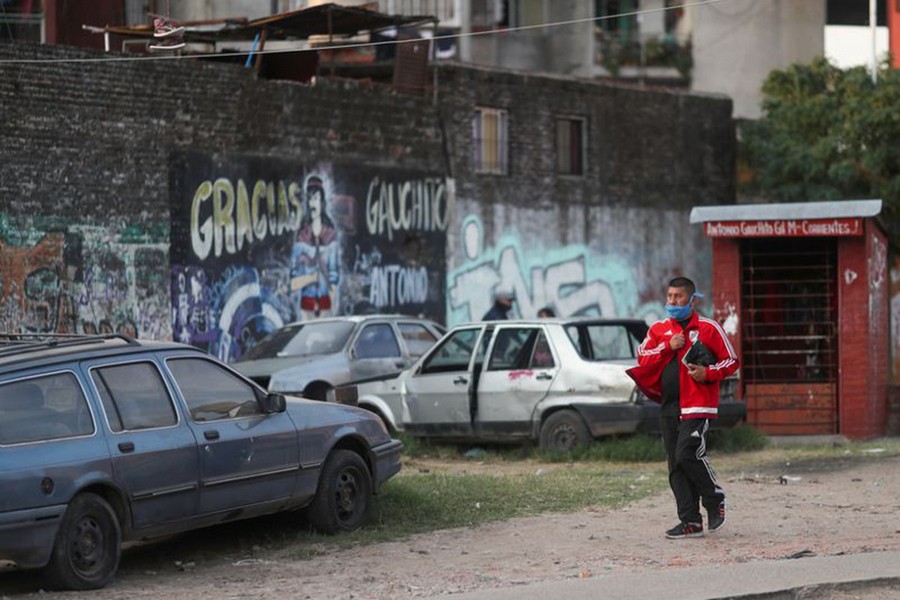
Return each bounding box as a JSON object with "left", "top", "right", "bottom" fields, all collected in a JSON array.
[{"left": 240, "top": 321, "right": 356, "bottom": 360}]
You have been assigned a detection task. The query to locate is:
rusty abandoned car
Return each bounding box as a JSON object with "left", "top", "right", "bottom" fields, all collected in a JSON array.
[{"left": 0, "top": 334, "right": 402, "bottom": 590}]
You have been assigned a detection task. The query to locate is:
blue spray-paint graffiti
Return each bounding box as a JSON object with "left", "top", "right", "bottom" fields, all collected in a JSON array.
[
  {"left": 447, "top": 215, "right": 663, "bottom": 326},
  {"left": 172, "top": 265, "right": 292, "bottom": 362}
]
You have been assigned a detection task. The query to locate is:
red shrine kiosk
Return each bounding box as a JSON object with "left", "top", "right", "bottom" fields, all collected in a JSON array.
[{"left": 690, "top": 200, "right": 888, "bottom": 439}]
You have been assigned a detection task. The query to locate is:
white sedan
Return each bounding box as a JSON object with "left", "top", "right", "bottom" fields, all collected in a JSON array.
[{"left": 348, "top": 318, "right": 745, "bottom": 451}]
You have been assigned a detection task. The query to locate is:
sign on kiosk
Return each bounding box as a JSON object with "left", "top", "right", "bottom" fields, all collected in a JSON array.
[{"left": 704, "top": 217, "right": 863, "bottom": 238}]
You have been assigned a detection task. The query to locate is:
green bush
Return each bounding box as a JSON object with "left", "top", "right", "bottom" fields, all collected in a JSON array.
[{"left": 708, "top": 423, "right": 769, "bottom": 453}]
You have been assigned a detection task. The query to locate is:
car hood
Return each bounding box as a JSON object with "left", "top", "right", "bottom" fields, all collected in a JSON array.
[
  {"left": 232, "top": 356, "right": 301, "bottom": 378},
  {"left": 267, "top": 352, "right": 350, "bottom": 392}
]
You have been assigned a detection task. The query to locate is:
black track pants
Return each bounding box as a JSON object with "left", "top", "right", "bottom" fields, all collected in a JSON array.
[{"left": 661, "top": 416, "right": 725, "bottom": 525}]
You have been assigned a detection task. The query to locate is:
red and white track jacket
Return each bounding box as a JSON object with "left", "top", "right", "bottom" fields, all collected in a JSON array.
[{"left": 626, "top": 311, "right": 739, "bottom": 420}]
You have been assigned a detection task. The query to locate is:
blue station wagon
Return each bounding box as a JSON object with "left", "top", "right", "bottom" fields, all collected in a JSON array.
[{"left": 0, "top": 334, "right": 402, "bottom": 590}]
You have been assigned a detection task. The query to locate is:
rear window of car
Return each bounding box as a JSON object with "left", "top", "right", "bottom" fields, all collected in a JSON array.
[
  {"left": 354, "top": 323, "right": 402, "bottom": 359},
  {"left": 0, "top": 372, "right": 95, "bottom": 445},
  {"left": 240, "top": 321, "right": 355, "bottom": 360},
  {"left": 487, "top": 327, "right": 540, "bottom": 371},
  {"left": 566, "top": 324, "right": 639, "bottom": 360}
]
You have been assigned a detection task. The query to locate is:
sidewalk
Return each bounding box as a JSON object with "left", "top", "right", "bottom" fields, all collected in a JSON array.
[{"left": 443, "top": 550, "right": 900, "bottom": 600}]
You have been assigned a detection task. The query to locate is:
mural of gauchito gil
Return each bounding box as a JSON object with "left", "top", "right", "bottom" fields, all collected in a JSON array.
[
  {"left": 169, "top": 152, "right": 453, "bottom": 362},
  {"left": 0, "top": 216, "right": 170, "bottom": 338}
]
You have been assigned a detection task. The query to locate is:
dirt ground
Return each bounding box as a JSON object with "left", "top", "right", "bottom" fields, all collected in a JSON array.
[{"left": 3, "top": 451, "right": 900, "bottom": 599}]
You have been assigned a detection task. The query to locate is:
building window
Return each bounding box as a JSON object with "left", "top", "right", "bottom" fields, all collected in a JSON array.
[
  {"left": 0, "top": 0, "right": 43, "bottom": 43},
  {"left": 473, "top": 107, "right": 509, "bottom": 175},
  {"left": 556, "top": 117, "right": 586, "bottom": 176},
  {"left": 471, "top": 0, "right": 506, "bottom": 29}
]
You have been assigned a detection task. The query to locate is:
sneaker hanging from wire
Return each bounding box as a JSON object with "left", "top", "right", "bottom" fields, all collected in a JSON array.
[
  {"left": 153, "top": 16, "right": 185, "bottom": 38},
  {"left": 149, "top": 35, "right": 186, "bottom": 52}
]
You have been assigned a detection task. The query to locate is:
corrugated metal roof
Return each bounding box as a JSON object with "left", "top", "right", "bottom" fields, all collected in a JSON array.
[
  {"left": 689, "top": 200, "right": 882, "bottom": 224},
  {"left": 90, "top": 3, "right": 433, "bottom": 43}
]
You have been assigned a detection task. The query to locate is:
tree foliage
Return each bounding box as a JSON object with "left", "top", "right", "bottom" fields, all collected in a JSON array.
[{"left": 740, "top": 56, "right": 900, "bottom": 234}]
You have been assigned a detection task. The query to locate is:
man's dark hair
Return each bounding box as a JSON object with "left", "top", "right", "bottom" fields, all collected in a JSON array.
[{"left": 668, "top": 276, "right": 696, "bottom": 295}]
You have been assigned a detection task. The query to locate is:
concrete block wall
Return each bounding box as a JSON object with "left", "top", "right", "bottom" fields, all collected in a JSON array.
[
  {"left": 889, "top": 385, "right": 900, "bottom": 436},
  {"left": 437, "top": 65, "right": 735, "bottom": 324},
  {"left": 866, "top": 223, "right": 890, "bottom": 435}
]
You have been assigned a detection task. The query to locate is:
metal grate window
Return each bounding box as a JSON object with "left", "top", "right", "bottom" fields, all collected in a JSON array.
[
  {"left": 472, "top": 107, "right": 509, "bottom": 175},
  {"left": 740, "top": 238, "right": 838, "bottom": 384},
  {"left": 555, "top": 117, "right": 586, "bottom": 176},
  {"left": 0, "top": 0, "right": 43, "bottom": 43}
]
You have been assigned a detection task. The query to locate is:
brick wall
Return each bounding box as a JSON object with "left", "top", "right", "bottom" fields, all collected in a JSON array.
[
  {"left": 0, "top": 43, "right": 445, "bottom": 224},
  {"left": 710, "top": 238, "right": 741, "bottom": 395},
  {"left": 0, "top": 43, "right": 736, "bottom": 346},
  {"left": 838, "top": 225, "right": 890, "bottom": 440},
  {"left": 867, "top": 223, "right": 890, "bottom": 436}
]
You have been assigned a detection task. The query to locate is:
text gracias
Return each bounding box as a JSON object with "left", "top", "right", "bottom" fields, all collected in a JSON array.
[{"left": 189, "top": 176, "right": 452, "bottom": 260}]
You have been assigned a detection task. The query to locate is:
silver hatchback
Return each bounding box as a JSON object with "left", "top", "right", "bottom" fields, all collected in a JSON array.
[
  {"left": 351, "top": 318, "right": 745, "bottom": 451},
  {"left": 233, "top": 315, "right": 445, "bottom": 400}
]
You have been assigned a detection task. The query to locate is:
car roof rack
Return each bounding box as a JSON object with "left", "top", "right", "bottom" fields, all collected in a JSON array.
[{"left": 0, "top": 333, "right": 140, "bottom": 360}]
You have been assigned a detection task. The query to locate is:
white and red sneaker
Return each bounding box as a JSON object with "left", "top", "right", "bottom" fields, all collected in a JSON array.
[{"left": 153, "top": 17, "right": 185, "bottom": 38}]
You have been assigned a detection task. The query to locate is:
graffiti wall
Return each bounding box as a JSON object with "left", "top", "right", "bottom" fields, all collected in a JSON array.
[
  {"left": 446, "top": 203, "right": 712, "bottom": 327},
  {"left": 170, "top": 152, "right": 452, "bottom": 362},
  {"left": 0, "top": 215, "right": 170, "bottom": 338},
  {"left": 890, "top": 254, "right": 900, "bottom": 383}
]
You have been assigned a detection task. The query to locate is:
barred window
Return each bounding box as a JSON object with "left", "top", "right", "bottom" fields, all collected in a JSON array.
[
  {"left": 556, "top": 117, "right": 586, "bottom": 176},
  {"left": 472, "top": 107, "right": 509, "bottom": 175}
]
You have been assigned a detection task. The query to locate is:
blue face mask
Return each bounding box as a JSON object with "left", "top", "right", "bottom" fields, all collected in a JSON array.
[
  {"left": 665, "top": 293, "right": 699, "bottom": 321},
  {"left": 665, "top": 303, "right": 692, "bottom": 320}
]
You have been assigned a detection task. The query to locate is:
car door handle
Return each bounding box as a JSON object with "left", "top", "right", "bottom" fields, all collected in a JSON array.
[
  {"left": 204, "top": 430, "right": 220, "bottom": 441},
  {"left": 117, "top": 441, "right": 135, "bottom": 453},
  {"left": 536, "top": 373, "right": 553, "bottom": 380},
  {"left": 453, "top": 376, "right": 468, "bottom": 385},
  {"left": 395, "top": 361, "right": 406, "bottom": 368}
]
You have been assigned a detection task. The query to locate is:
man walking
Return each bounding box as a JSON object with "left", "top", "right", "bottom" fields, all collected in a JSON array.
[
  {"left": 627, "top": 277, "right": 739, "bottom": 538},
  {"left": 482, "top": 287, "right": 515, "bottom": 321}
]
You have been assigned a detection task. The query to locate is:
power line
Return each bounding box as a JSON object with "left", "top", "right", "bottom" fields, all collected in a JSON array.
[{"left": 0, "top": 0, "right": 742, "bottom": 65}]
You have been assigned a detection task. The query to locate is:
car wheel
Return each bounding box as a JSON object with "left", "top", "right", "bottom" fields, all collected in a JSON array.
[
  {"left": 539, "top": 409, "right": 591, "bottom": 452},
  {"left": 43, "top": 492, "right": 121, "bottom": 591},
  {"left": 305, "top": 381, "right": 333, "bottom": 401},
  {"left": 308, "top": 449, "right": 373, "bottom": 534}
]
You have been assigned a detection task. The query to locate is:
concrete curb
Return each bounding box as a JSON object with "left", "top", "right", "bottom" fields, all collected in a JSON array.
[
  {"left": 440, "top": 551, "right": 900, "bottom": 600},
  {"left": 718, "top": 577, "right": 900, "bottom": 600}
]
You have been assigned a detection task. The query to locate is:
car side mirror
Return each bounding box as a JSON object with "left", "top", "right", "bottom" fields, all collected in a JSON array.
[{"left": 262, "top": 392, "right": 287, "bottom": 414}]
